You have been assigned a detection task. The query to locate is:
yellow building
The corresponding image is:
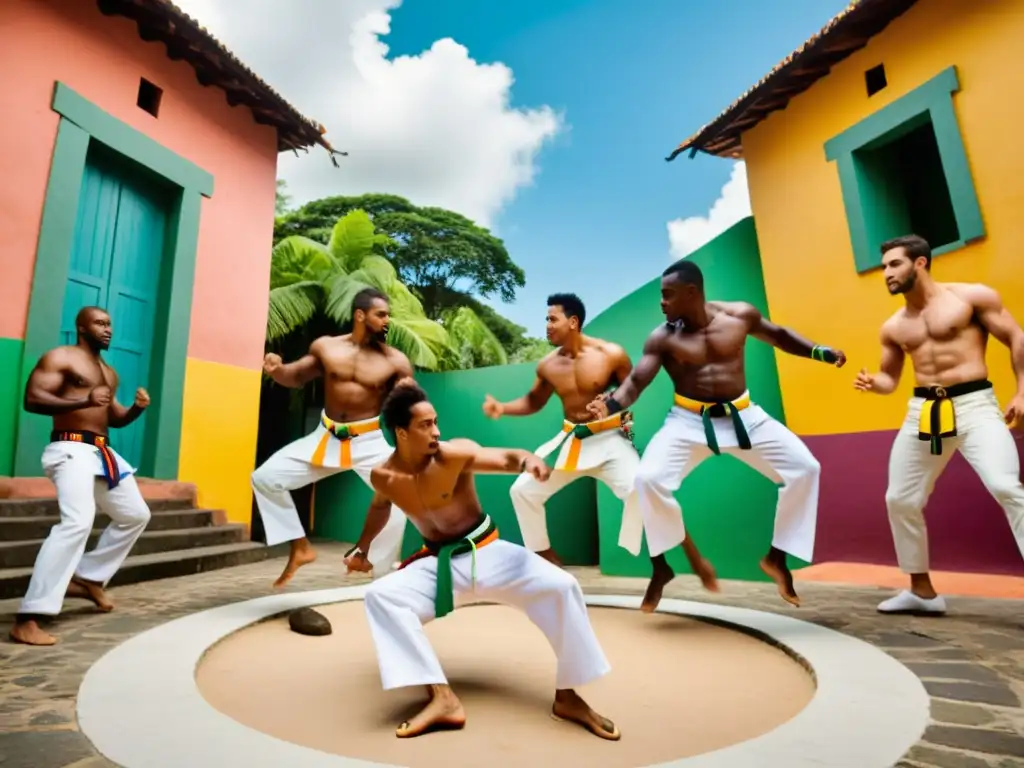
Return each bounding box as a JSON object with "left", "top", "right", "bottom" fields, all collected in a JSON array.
[{"left": 668, "top": 0, "right": 1024, "bottom": 574}]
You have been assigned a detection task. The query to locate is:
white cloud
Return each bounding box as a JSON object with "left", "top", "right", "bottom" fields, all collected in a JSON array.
[
  {"left": 170, "top": 0, "right": 563, "bottom": 227},
  {"left": 666, "top": 161, "right": 751, "bottom": 260}
]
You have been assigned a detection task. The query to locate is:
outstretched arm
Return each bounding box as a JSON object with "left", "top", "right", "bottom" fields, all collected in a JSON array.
[
  {"left": 351, "top": 487, "right": 395, "bottom": 555},
  {"left": 444, "top": 438, "right": 551, "bottom": 480},
  {"left": 483, "top": 367, "right": 555, "bottom": 418},
  {"left": 740, "top": 304, "right": 846, "bottom": 366},
  {"left": 24, "top": 350, "right": 92, "bottom": 415},
  {"left": 854, "top": 326, "right": 905, "bottom": 395},
  {"left": 972, "top": 285, "right": 1024, "bottom": 396},
  {"left": 588, "top": 332, "right": 663, "bottom": 418}
]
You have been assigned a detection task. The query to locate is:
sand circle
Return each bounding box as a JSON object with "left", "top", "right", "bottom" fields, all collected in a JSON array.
[{"left": 196, "top": 602, "right": 815, "bottom": 768}]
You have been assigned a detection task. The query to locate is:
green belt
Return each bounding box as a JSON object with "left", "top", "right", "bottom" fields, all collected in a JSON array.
[
  {"left": 408, "top": 515, "right": 498, "bottom": 619},
  {"left": 698, "top": 402, "right": 751, "bottom": 456}
]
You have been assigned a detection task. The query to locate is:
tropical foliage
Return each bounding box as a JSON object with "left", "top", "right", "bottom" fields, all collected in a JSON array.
[
  {"left": 266, "top": 209, "right": 510, "bottom": 371},
  {"left": 273, "top": 192, "right": 549, "bottom": 362}
]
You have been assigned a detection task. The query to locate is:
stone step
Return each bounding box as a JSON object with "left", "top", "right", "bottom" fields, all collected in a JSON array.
[
  {"left": 0, "top": 525, "right": 247, "bottom": 569},
  {"left": 0, "top": 508, "right": 219, "bottom": 541},
  {"left": 0, "top": 497, "right": 194, "bottom": 518},
  {"left": 0, "top": 541, "right": 288, "bottom": 600}
]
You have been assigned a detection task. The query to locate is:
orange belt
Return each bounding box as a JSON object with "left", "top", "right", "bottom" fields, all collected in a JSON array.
[{"left": 310, "top": 414, "right": 381, "bottom": 468}]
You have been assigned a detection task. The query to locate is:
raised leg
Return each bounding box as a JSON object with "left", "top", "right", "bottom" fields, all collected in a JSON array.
[{"left": 75, "top": 475, "right": 151, "bottom": 599}]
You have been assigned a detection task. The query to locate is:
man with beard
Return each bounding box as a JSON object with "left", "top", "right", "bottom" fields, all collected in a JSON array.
[
  {"left": 10, "top": 307, "right": 152, "bottom": 646},
  {"left": 587, "top": 261, "right": 846, "bottom": 612},
  {"left": 855, "top": 234, "right": 1024, "bottom": 615},
  {"left": 482, "top": 293, "right": 719, "bottom": 593},
  {"left": 345, "top": 380, "right": 619, "bottom": 741},
  {"left": 252, "top": 287, "right": 414, "bottom": 588}
]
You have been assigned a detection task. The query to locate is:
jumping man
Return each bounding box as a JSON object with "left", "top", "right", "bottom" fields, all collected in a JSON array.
[
  {"left": 10, "top": 307, "right": 152, "bottom": 646},
  {"left": 252, "top": 287, "right": 414, "bottom": 587},
  {"left": 588, "top": 261, "right": 846, "bottom": 611},
  {"left": 344, "top": 380, "right": 619, "bottom": 741},
  {"left": 483, "top": 292, "right": 717, "bottom": 590},
  {"left": 855, "top": 234, "right": 1024, "bottom": 614}
]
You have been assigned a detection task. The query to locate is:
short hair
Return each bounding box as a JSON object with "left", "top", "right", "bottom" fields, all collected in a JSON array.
[
  {"left": 75, "top": 306, "right": 108, "bottom": 326},
  {"left": 352, "top": 287, "right": 388, "bottom": 317},
  {"left": 381, "top": 380, "right": 429, "bottom": 437},
  {"left": 547, "top": 292, "right": 586, "bottom": 327},
  {"left": 662, "top": 259, "right": 704, "bottom": 290},
  {"left": 881, "top": 234, "right": 932, "bottom": 269}
]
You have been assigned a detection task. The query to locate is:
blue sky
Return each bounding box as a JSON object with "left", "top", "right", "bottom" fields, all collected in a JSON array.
[{"left": 385, "top": 0, "right": 850, "bottom": 336}]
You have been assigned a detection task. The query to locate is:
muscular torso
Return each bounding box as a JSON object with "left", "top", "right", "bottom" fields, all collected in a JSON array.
[
  {"left": 540, "top": 339, "right": 622, "bottom": 422},
  {"left": 658, "top": 303, "right": 751, "bottom": 401},
  {"left": 52, "top": 347, "right": 118, "bottom": 435},
  {"left": 315, "top": 336, "right": 405, "bottom": 421},
  {"left": 373, "top": 445, "right": 481, "bottom": 542},
  {"left": 886, "top": 284, "right": 989, "bottom": 387}
]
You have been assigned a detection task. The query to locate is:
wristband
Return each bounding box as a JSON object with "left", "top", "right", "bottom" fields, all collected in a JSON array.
[
  {"left": 604, "top": 395, "right": 624, "bottom": 415},
  {"left": 344, "top": 544, "right": 365, "bottom": 559},
  {"left": 810, "top": 345, "right": 838, "bottom": 364},
  {"left": 519, "top": 457, "right": 528, "bottom": 473}
]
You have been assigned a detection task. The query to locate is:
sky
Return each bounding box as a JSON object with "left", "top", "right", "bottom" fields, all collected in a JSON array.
[{"left": 173, "top": 0, "right": 850, "bottom": 336}]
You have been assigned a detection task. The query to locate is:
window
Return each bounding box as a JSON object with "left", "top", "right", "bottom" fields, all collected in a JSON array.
[
  {"left": 824, "top": 66, "right": 984, "bottom": 273},
  {"left": 864, "top": 64, "right": 887, "bottom": 97},
  {"left": 137, "top": 78, "right": 163, "bottom": 117}
]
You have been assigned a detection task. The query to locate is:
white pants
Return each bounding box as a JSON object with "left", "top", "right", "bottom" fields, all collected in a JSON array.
[
  {"left": 511, "top": 430, "right": 641, "bottom": 553},
  {"left": 629, "top": 404, "right": 820, "bottom": 561},
  {"left": 251, "top": 419, "right": 407, "bottom": 578},
  {"left": 364, "top": 539, "right": 611, "bottom": 691},
  {"left": 19, "top": 442, "right": 151, "bottom": 616},
  {"left": 886, "top": 388, "right": 1024, "bottom": 573}
]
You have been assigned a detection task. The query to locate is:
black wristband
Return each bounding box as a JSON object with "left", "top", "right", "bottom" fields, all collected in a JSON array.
[
  {"left": 605, "top": 396, "right": 624, "bottom": 415},
  {"left": 519, "top": 457, "right": 528, "bottom": 473},
  {"left": 344, "top": 544, "right": 365, "bottom": 559}
]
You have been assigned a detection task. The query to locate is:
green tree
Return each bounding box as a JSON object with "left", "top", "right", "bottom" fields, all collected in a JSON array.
[
  {"left": 274, "top": 193, "right": 525, "bottom": 319},
  {"left": 275, "top": 179, "right": 292, "bottom": 216}
]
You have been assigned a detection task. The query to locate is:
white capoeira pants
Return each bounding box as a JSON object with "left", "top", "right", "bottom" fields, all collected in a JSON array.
[
  {"left": 511, "top": 426, "right": 642, "bottom": 554},
  {"left": 886, "top": 388, "right": 1024, "bottom": 573},
  {"left": 629, "top": 402, "right": 820, "bottom": 561},
  {"left": 364, "top": 537, "right": 611, "bottom": 691},
  {"left": 19, "top": 441, "right": 151, "bottom": 616},
  {"left": 251, "top": 414, "right": 407, "bottom": 578}
]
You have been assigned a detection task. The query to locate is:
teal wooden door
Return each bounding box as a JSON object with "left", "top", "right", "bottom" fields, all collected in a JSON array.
[{"left": 61, "top": 151, "right": 168, "bottom": 470}]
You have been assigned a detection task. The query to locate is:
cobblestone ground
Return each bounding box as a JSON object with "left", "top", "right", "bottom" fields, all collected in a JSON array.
[{"left": 1, "top": 542, "right": 1022, "bottom": 768}]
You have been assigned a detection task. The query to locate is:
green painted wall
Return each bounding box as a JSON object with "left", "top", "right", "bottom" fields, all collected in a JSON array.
[
  {"left": 313, "top": 216, "right": 790, "bottom": 581},
  {"left": 0, "top": 338, "right": 25, "bottom": 477}
]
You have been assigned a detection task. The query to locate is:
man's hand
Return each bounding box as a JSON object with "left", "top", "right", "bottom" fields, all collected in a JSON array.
[
  {"left": 1005, "top": 394, "right": 1024, "bottom": 430},
  {"left": 831, "top": 349, "right": 848, "bottom": 368},
  {"left": 134, "top": 388, "right": 151, "bottom": 409},
  {"left": 853, "top": 368, "right": 877, "bottom": 392},
  {"left": 263, "top": 353, "right": 283, "bottom": 376},
  {"left": 344, "top": 549, "right": 373, "bottom": 574},
  {"left": 586, "top": 393, "right": 610, "bottom": 420},
  {"left": 89, "top": 385, "right": 112, "bottom": 407},
  {"left": 482, "top": 394, "right": 504, "bottom": 419},
  {"left": 523, "top": 455, "right": 551, "bottom": 482}
]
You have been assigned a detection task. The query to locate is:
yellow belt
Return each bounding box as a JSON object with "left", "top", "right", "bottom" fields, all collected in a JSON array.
[
  {"left": 311, "top": 415, "right": 381, "bottom": 468},
  {"left": 558, "top": 411, "right": 628, "bottom": 471},
  {"left": 673, "top": 391, "right": 752, "bottom": 455}
]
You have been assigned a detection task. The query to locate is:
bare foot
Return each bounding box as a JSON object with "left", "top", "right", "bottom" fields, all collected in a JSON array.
[
  {"left": 396, "top": 685, "right": 466, "bottom": 738},
  {"left": 68, "top": 578, "right": 114, "bottom": 612},
  {"left": 274, "top": 539, "right": 317, "bottom": 589},
  {"left": 9, "top": 619, "right": 56, "bottom": 646},
  {"left": 641, "top": 557, "right": 674, "bottom": 613},
  {"left": 552, "top": 689, "right": 620, "bottom": 741},
  {"left": 536, "top": 548, "right": 565, "bottom": 569},
  {"left": 680, "top": 539, "right": 719, "bottom": 593},
  {"left": 760, "top": 552, "right": 800, "bottom": 607}
]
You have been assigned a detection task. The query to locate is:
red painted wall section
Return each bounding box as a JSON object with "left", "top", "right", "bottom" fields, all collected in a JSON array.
[{"left": 0, "top": 0, "right": 278, "bottom": 371}]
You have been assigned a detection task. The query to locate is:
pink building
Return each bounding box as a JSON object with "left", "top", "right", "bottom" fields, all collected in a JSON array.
[{"left": 0, "top": 0, "right": 333, "bottom": 533}]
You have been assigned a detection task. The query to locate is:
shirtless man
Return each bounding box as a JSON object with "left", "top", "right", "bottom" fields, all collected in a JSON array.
[
  {"left": 483, "top": 292, "right": 717, "bottom": 590},
  {"left": 344, "top": 380, "right": 619, "bottom": 741},
  {"left": 854, "top": 234, "right": 1024, "bottom": 614},
  {"left": 588, "top": 260, "right": 846, "bottom": 611},
  {"left": 10, "top": 307, "right": 152, "bottom": 646},
  {"left": 252, "top": 287, "right": 414, "bottom": 587}
]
